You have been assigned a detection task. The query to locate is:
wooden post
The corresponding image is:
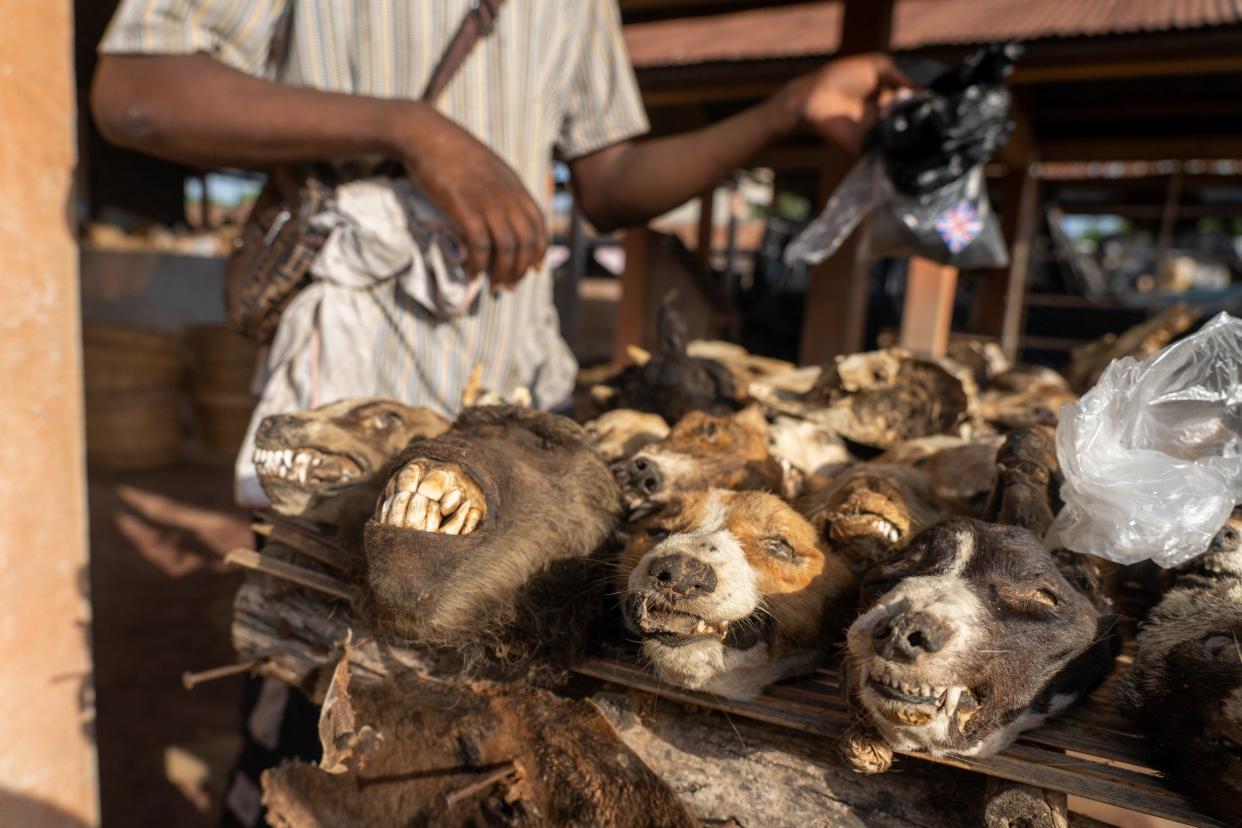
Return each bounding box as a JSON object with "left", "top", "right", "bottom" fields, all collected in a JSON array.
[
  {"left": 971, "top": 164, "right": 1040, "bottom": 359},
  {"left": 695, "top": 188, "right": 716, "bottom": 269},
  {"left": 798, "top": 0, "right": 893, "bottom": 366},
  {"left": 899, "top": 259, "right": 959, "bottom": 358},
  {"left": 613, "top": 226, "right": 652, "bottom": 365},
  {"left": 0, "top": 1, "right": 100, "bottom": 825}
]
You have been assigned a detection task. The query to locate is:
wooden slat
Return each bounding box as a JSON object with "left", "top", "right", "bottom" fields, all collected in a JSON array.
[{"left": 574, "top": 653, "right": 1220, "bottom": 827}]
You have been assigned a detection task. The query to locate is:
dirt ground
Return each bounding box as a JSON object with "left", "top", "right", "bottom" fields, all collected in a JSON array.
[{"left": 89, "top": 463, "right": 251, "bottom": 827}]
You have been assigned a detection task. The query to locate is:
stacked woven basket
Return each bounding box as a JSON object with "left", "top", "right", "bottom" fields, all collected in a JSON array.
[
  {"left": 83, "top": 322, "right": 185, "bottom": 469},
  {"left": 189, "top": 325, "right": 259, "bottom": 462}
]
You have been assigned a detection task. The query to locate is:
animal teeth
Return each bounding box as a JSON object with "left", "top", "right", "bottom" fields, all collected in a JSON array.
[
  {"left": 441, "top": 505, "right": 469, "bottom": 535},
  {"left": 405, "top": 494, "right": 431, "bottom": 528},
  {"left": 417, "top": 469, "right": 452, "bottom": 501},
  {"left": 440, "top": 488, "right": 463, "bottom": 515},
  {"left": 462, "top": 508, "right": 481, "bottom": 534},
  {"left": 944, "top": 686, "right": 963, "bottom": 713}
]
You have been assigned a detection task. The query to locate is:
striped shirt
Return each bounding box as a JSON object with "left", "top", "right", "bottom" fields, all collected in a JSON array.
[{"left": 101, "top": 0, "right": 649, "bottom": 505}]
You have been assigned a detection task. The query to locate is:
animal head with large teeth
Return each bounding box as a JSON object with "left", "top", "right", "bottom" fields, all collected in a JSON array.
[
  {"left": 797, "top": 462, "right": 951, "bottom": 574},
  {"left": 847, "top": 518, "right": 1116, "bottom": 758},
  {"left": 254, "top": 398, "right": 449, "bottom": 523},
  {"left": 618, "top": 489, "right": 855, "bottom": 700},
  {"left": 614, "top": 406, "right": 784, "bottom": 517},
  {"left": 365, "top": 406, "right": 623, "bottom": 661}
]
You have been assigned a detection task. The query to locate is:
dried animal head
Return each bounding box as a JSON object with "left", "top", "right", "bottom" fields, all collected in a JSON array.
[
  {"left": 945, "top": 338, "right": 1012, "bottom": 386},
  {"left": 365, "top": 406, "right": 623, "bottom": 663},
  {"left": 877, "top": 435, "right": 1002, "bottom": 515},
  {"left": 803, "top": 348, "right": 980, "bottom": 450},
  {"left": 583, "top": 409, "right": 670, "bottom": 465},
  {"left": 798, "top": 463, "right": 951, "bottom": 573},
  {"left": 618, "top": 489, "right": 855, "bottom": 699},
  {"left": 254, "top": 398, "right": 449, "bottom": 524},
  {"left": 766, "top": 415, "right": 853, "bottom": 490},
  {"left": 602, "top": 297, "right": 740, "bottom": 423},
  {"left": 1065, "top": 302, "right": 1197, "bottom": 393},
  {"left": 980, "top": 365, "right": 1077, "bottom": 430},
  {"left": 984, "top": 425, "right": 1062, "bottom": 537},
  {"left": 614, "top": 406, "right": 783, "bottom": 517},
  {"left": 847, "top": 518, "right": 1116, "bottom": 758},
  {"left": 1119, "top": 511, "right": 1242, "bottom": 824}
]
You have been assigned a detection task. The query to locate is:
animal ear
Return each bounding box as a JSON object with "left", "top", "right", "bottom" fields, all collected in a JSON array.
[
  {"left": 656, "top": 291, "right": 688, "bottom": 355},
  {"left": 736, "top": 404, "right": 769, "bottom": 435}
]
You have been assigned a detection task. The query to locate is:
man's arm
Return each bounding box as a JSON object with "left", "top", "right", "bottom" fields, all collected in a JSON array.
[
  {"left": 92, "top": 53, "right": 545, "bottom": 285},
  {"left": 570, "top": 53, "right": 912, "bottom": 232}
]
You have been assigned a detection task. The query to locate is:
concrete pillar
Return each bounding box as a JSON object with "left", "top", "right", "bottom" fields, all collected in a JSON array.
[{"left": 0, "top": 2, "right": 100, "bottom": 826}]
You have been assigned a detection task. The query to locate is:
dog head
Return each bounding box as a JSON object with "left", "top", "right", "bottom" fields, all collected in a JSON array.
[
  {"left": 583, "top": 409, "right": 670, "bottom": 465},
  {"left": 847, "top": 518, "right": 1115, "bottom": 757},
  {"left": 618, "top": 489, "right": 855, "bottom": 699},
  {"left": 254, "top": 398, "right": 449, "bottom": 523},
  {"left": 614, "top": 406, "right": 783, "bottom": 516}
]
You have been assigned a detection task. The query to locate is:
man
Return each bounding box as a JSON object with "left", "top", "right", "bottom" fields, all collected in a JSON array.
[
  {"left": 92, "top": 2, "right": 909, "bottom": 822},
  {"left": 93, "top": 1, "right": 908, "bottom": 485}
]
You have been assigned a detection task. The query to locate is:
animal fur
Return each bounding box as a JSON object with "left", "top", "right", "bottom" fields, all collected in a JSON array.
[
  {"left": 583, "top": 409, "right": 670, "bottom": 464},
  {"left": 617, "top": 489, "right": 856, "bottom": 699},
  {"left": 364, "top": 406, "right": 623, "bottom": 669},
  {"left": 263, "top": 678, "right": 695, "bottom": 827},
  {"left": 844, "top": 429, "right": 1117, "bottom": 763},
  {"left": 603, "top": 296, "right": 740, "bottom": 423},
  {"left": 1118, "top": 509, "right": 1242, "bottom": 825},
  {"left": 614, "top": 406, "right": 785, "bottom": 516}
]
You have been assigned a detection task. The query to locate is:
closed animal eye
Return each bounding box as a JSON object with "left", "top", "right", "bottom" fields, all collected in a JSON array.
[
  {"left": 1018, "top": 588, "right": 1059, "bottom": 607},
  {"left": 764, "top": 537, "right": 795, "bottom": 559},
  {"left": 646, "top": 527, "right": 670, "bottom": 541},
  {"left": 703, "top": 422, "right": 719, "bottom": 439}
]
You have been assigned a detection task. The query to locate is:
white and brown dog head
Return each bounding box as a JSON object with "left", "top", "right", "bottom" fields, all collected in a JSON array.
[
  {"left": 619, "top": 490, "right": 855, "bottom": 699},
  {"left": 254, "top": 398, "right": 449, "bottom": 524},
  {"left": 614, "top": 406, "right": 785, "bottom": 517},
  {"left": 847, "top": 518, "right": 1116, "bottom": 758}
]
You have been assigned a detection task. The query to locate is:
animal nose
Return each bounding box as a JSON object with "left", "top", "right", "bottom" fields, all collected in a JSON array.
[
  {"left": 648, "top": 553, "right": 717, "bottom": 598},
  {"left": 627, "top": 457, "right": 663, "bottom": 495},
  {"left": 871, "top": 611, "right": 953, "bottom": 663}
]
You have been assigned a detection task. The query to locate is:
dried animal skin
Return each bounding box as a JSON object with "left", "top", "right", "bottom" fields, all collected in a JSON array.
[
  {"left": 876, "top": 434, "right": 1002, "bottom": 515},
  {"left": 263, "top": 680, "right": 695, "bottom": 828},
  {"left": 365, "top": 406, "right": 623, "bottom": 661},
  {"left": 584, "top": 409, "right": 670, "bottom": 464},
  {"left": 979, "top": 365, "right": 1077, "bottom": 430},
  {"left": 798, "top": 462, "right": 951, "bottom": 573},
  {"left": 317, "top": 633, "right": 382, "bottom": 775},
  {"left": 771, "top": 349, "right": 979, "bottom": 450},
  {"left": 1118, "top": 511, "right": 1242, "bottom": 825}
]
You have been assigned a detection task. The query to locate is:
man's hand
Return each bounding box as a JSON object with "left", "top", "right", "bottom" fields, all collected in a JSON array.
[
  {"left": 776, "top": 53, "right": 917, "bottom": 153},
  {"left": 570, "top": 52, "right": 915, "bottom": 233},
  {"left": 389, "top": 105, "right": 546, "bottom": 290}
]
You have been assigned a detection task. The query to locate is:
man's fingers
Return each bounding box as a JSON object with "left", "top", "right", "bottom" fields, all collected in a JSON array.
[
  {"left": 514, "top": 192, "right": 547, "bottom": 276},
  {"left": 484, "top": 206, "right": 519, "bottom": 287},
  {"left": 454, "top": 208, "right": 491, "bottom": 276},
  {"left": 870, "top": 53, "right": 918, "bottom": 91}
]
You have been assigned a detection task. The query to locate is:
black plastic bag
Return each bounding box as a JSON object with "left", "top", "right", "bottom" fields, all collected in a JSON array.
[{"left": 785, "top": 42, "right": 1021, "bottom": 270}]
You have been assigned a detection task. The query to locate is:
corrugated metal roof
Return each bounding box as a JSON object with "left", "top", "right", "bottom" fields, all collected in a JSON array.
[{"left": 624, "top": 0, "right": 1242, "bottom": 68}]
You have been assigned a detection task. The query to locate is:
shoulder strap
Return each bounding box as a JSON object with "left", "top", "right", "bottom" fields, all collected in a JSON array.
[{"left": 421, "top": 0, "right": 508, "bottom": 103}]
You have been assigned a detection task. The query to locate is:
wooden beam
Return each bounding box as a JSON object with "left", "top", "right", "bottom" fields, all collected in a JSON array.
[
  {"left": 1039, "top": 135, "right": 1242, "bottom": 162},
  {"left": 972, "top": 164, "right": 1040, "bottom": 359},
  {"left": 900, "top": 259, "right": 959, "bottom": 359},
  {"left": 614, "top": 226, "right": 652, "bottom": 365},
  {"left": 798, "top": 0, "right": 893, "bottom": 366},
  {"left": 0, "top": 1, "right": 100, "bottom": 825},
  {"left": 695, "top": 189, "right": 716, "bottom": 269}
]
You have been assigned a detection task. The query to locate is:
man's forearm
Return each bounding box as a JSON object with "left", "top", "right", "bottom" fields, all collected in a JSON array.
[
  {"left": 92, "top": 53, "right": 419, "bottom": 169},
  {"left": 569, "top": 92, "right": 800, "bottom": 232}
]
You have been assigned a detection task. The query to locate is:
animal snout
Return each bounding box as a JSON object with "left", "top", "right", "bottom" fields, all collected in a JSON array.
[
  {"left": 648, "top": 553, "right": 717, "bottom": 598},
  {"left": 626, "top": 457, "right": 663, "bottom": 495},
  {"left": 255, "top": 414, "right": 301, "bottom": 443},
  {"left": 871, "top": 611, "right": 954, "bottom": 663}
]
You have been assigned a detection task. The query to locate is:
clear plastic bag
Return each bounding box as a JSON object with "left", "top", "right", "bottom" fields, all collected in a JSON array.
[
  {"left": 1054, "top": 312, "right": 1242, "bottom": 567},
  {"left": 784, "top": 43, "right": 1018, "bottom": 270}
]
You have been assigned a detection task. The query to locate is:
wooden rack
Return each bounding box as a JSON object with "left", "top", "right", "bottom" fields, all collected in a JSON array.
[{"left": 574, "top": 650, "right": 1220, "bottom": 827}]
